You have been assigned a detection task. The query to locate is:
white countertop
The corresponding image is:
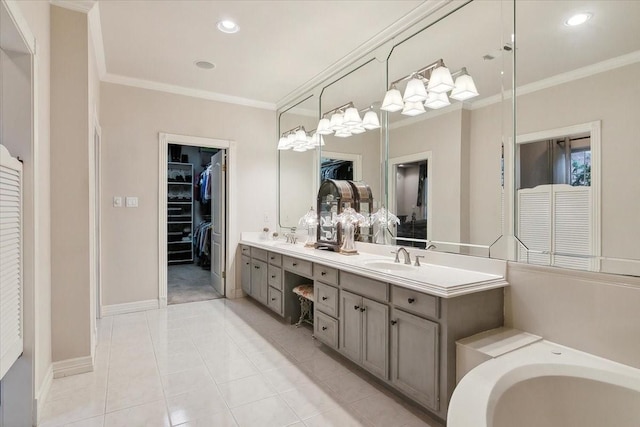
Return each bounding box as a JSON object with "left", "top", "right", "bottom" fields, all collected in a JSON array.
[{"left": 240, "top": 233, "right": 508, "bottom": 298}]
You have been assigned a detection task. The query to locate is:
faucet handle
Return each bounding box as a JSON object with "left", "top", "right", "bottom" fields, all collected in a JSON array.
[
  {"left": 390, "top": 251, "right": 400, "bottom": 263},
  {"left": 414, "top": 255, "right": 425, "bottom": 267}
]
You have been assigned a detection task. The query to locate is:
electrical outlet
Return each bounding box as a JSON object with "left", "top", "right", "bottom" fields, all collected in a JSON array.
[
  {"left": 125, "top": 196, "right": 138, "bottom": 208},
  {"left": 113, "top": 196, "right": 123, "bottom": 207}
]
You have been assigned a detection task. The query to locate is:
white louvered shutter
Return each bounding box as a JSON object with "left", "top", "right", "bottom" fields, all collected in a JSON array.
[
  {"left": 0, "top": 144, "right": 23, "bottom": 380},
  {"left": 553, "top": 185, "right": 592, "bottom": 271},
  {"left": 517, "top": 186, "right": 552, "bottom": 265}
]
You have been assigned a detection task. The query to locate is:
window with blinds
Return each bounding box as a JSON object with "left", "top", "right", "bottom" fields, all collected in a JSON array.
[{"left": 0, "top": 144, "right": 23, "bottom": 380}]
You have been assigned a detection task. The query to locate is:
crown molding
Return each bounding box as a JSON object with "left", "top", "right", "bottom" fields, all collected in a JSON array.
[
  {"left": 102, "top": 73, "right": 277, "bottom": 111},
  {"left": 470, "top": 49, "right": 640, "bottom": 110},
  {"left": 275, "top": 0, "right": 456, "bottom": 109},
  {"left": 50, "top": 0, "right": 96, "bottom": 14}
]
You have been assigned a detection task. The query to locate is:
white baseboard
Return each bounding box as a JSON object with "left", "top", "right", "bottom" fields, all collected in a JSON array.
[
  {"left": 231, "top": 289, "right": 245, "bottom": 299},
  {"left": 101, "top": 299, "right": 159, "bottom": 317},
  {"left": 34, "top": 364, "right": 53, "bottom": 423},
  {"left": 52, "top": 354, "right": 94, "bottom": 379},
  {"left": 159, "top": 296, "right": 167, "bottom": 308}
]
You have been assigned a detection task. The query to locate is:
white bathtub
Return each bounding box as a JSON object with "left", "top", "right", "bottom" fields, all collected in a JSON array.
[{"left": 448, "top": 340, "right": 640, "bottom": 427}]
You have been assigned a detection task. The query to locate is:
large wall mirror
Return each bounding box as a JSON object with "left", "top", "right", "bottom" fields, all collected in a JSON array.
[
  {"left": 385, "top": 0, "right": 514, "bottom": 254},
  {"left": 278, "top": 95, "right": 319, "bottom": 229},
  {"left": 510, "top": 0, "right": 640, "bottom": 276}
]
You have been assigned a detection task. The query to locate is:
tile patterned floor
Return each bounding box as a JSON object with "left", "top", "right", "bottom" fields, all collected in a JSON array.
[{"left": 39, "top": 298, "right": 444, "bottom": 427}]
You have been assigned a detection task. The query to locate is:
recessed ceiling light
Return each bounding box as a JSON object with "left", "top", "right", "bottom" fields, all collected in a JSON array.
[
  {"left": 217, "top": 19, "right": 239, "bottom": 34},
  {"left": 195, "top": 61, "right": 215, "bottom": 70},
  {"left": 565, "top": 12, "right": 592, "bottom": 26}
]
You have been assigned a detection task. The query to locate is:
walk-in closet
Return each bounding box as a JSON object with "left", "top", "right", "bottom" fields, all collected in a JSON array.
[{"left": 167, "top": 143, "right": 223, "bottom": 304}]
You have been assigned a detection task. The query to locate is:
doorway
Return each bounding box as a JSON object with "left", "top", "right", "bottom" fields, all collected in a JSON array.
[{"left": 159, "top": 133, "right": 235, "bottom": 307}]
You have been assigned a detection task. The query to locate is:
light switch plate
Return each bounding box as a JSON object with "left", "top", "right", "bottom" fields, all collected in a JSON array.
[
  {"left": 113, "top": 196, "right": 123, "bottom": 208},
  {"left": 125, "top": 196, "right": 138, "bottom": 208}
]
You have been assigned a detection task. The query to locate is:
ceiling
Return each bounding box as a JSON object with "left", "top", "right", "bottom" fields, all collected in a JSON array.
[
  {"left": 98, "top": 0, "right": 425, "bottom": 108},
  {"left": 96, "top": 1, "right": 640, "bottom": 111}
]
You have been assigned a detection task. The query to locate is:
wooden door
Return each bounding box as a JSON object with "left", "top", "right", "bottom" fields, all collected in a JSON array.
[
  {"left": 250, "top": 259, "right": 268, "bottom": 304},
  {"left": 339, "top": 290, "right": 362, "bottom": 363},
  {"left": 362, "top": 297, "right": 389, "bottom": 379},
  {"left": 210, "top": 150, "right": 226, "bottom": 295},
  {"left": 241, "top": 255, "right": 251, "bottom": 295}
]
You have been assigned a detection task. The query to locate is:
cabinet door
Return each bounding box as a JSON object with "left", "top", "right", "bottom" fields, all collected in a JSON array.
[
  {"left": 362, "top": 298, "right": 389, "bottom": 380},
  {"left": 339, "top": 290, "right": 362, "bottom": 362},
  {"left": 251, "top": 259, "right": 268, "bottom": 305},
  {"left": 390, "top": 309, "right": 439, "bottom": 411},
  {"left": 241, "top": 255, "right": 251, "bottom": 295}
]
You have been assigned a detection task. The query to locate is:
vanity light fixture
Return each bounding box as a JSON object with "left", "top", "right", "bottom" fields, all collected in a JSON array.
[
  {"left": 315, "top": 102, "right": 380, "bottom": 139},
  {"left": 278, "top": 126, "right": 325, "bottom": 152},
  {"left": 217, "top": 19, "right": 239, "bottom": 34},
  {"left": 380, "top": 58, "right": 479, "bottom": 116},
  {"left": 565, "top": 12, "right": 592, "bottom": 26}
]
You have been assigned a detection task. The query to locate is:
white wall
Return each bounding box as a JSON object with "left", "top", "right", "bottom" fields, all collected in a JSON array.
[
  {"left": 50, "top": 5, "right": 93, "bottom": 364},
  {"left": 100, "top": 82, "right": 276, "bottom": 306}
]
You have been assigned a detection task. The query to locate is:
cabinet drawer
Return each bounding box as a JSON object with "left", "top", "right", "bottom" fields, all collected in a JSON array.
[
  {"left": 268, "top": 287, "right": 283, "bottom": 315},
  {"left": 313, "top": 265, "right": 339, "bottom": 286},
  {"left": 314, "top": 311, "right": 338, "bottom": 349},
  {"left": 341, "top": 271, "right": 388, "bottom": 302},
  {"left": 314, "top": 282, "right": 338, "bottom": 317},
  {"left": 251, "top": 247, "right": 267, "bottom": 262},
  {"left": 391, "top": 286, "right": 439, "bottom": 319},
  {"left": 240, "top": 245, "right": 251, "bottom": 257},
  {"left": 268, "top": 252, "right": 282, "bottom": 266},
  {"left": 268, "top": 265, "right": 282, "bottom": 290},
  {"left": 283, "top": 256, "right": 313, "bottom": 277}
]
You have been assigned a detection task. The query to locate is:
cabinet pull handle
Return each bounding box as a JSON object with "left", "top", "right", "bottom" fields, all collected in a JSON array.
[
  {"left": 408, "top": 298, "right": 415, "bottom": 304},
  {"left": 390, "top": 320, "right": 397, "bottom": 325},
  {"left": 271, "top": 298, "right": 276, "bottom": 301},
  {"left": 322, "top": 296, "right": 328, "bottom": 301},
  {"left": 354, "top": 305, "right": 360, "bottom": 310},
  {"left": 322, "top": 326, "right": 328, "bottom": 331},
  {"left": 360, "top": 307, "right": 366, "bottom": 312},
  {"left": 271, "top": 275, "right": 276, "bottom": 279},
  {"left": 245, "top": 262, "right": 249, "bottom": 266},
  {"left": 292, "top": 262, "right": 298, "bottom": 266},
  {"left": 254, "top": 266, "right": 260, "bottom": 269},
  {"left": 321, "top": 271, "right": 327, "bottom": 276},
  {"left": 270, "top": 256, "right": 274, "bottom": 260}
]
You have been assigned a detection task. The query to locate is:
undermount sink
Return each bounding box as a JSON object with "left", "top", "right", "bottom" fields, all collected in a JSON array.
[{"left": 362, "top": 260, "right": 415, "bottom": 272}]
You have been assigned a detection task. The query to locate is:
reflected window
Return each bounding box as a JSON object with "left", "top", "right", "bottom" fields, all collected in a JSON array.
[
  {"left": 321, "top": 157, "right": 353, "bottom": 180},
  {"left": 396, "top": 160, "right": 428, "bottom": 248}
]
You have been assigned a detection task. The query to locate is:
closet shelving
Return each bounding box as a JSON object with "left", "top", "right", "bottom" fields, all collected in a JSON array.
[{"left": 168, "top": 162, "right": 194, "bottom": 264}]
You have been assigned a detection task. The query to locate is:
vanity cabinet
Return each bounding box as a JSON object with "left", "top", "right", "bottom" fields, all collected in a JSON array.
[
  {"left": 240, "top": 241, "right": 505, "bottom": 422},
  {"left": 390, "top": 308, "right": 440, "bottom": 411},
  {"left": 241, "top": 254, "right": 251, "bottom": 295},
  {"left": 251, "top": 259, "right": 268, "bottom": 305},
  {"left": 340, "top": 290, "right": 389, "bottom": 380}
]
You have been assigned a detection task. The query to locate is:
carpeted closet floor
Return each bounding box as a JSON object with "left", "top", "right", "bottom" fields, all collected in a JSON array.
[{"left": 168, "top": 264, "right": 223, "bottom": 304}]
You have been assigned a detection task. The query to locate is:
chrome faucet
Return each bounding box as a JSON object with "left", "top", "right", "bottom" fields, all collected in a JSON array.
[
  {"left": 285, "top": 227, "right": 298, "bottom": 244},
  {"left": 393, "top": 247, "right": 412, "bottom": 265},
  {"left": 426, "top": 244, "right": 436, "bottom": 250}
]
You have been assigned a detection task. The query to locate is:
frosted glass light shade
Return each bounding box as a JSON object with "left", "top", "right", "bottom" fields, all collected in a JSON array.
[
  {"left": 350, "top": 125, "right": 366, "bottom": 134},
  {"left": 292, "top": 145, "right": 307, "bottom": 152},
  {"left": 403, "top": 77, "right": 428, "bottom": 102},
  {"left": 343, "top": 107, "right": 362, "bottom": 126},
  {"left": 401, "top": 101, "right": 426, "bottom": 116},
  {"left": 277, "top": 136, "right": 290, "bottom": 150},
  {"left": 425, "top": 91, "right": 451, "bottom": 109},
  {"left": 295, "top": 129, "right": 308, "bottom": 144},
  {"left": 329, "top": 112, "right": 345, "bottom": 131},
  {"left": 312, "top": 133, "right": 325, "bottom": 146},
  {"left": 286, "top": 133, "right": 296, "bottom": 147},
  {"left": 316, "top": 118, "right": 333, "bottom": 135},
  {"left": 450, "top": 73, "right": 479, "bottom": 101},
  {"left": 427, "top": 66, "right": 455, "bottom": 93},
  {"left": 381, "top": 87, "right": 404, "bottom": 112},
  {"left": 334, "top": 128, "right": 352, "bottom": 138},
  {"left": 362, "top": 111, "right": 380, "bottom": 130}
]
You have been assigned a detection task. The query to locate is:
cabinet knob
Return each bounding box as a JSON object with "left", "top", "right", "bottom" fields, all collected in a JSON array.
[
  {"left": 360, "top": 307, "right": 366, "bottom": 312},
  {"left": 270, "top": 256, "right": 274, "bottom": 260},
  {"left": 254, "top": 266, "right": 260, "bottom": 269},
  {"left": 321, "top": 271, "right": 327, "bottom": 276},
  {"left": 271, "top": 298, "right": 276, "bottom": 301},
  {"left": 390, "top": 320, "right": 397, "bottom": 325},
  {"left": 292, "top": 262, "right": 298, "bottom": 266},
  {"left": 322, "top": 326, "right": 327, "bottom": 331},
  {"left": 354, "top": 305, "right": 360, "bottom": 310},
  {"left": 322, "top": 296, "right": 328, "bottom": 301},
  {"left": 245, "top": 262, "right": 249, "bottom": 266},
  {"left": 408, "top": 298, "right": 415, "bottom": 304},
  {"left": 271, "top": 275, "right": 276, "bottom": 279}
]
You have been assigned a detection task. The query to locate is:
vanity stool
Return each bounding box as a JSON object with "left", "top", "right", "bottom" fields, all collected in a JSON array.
[{"left": 292, "top": 284, "right": 314, "bottom": 327}]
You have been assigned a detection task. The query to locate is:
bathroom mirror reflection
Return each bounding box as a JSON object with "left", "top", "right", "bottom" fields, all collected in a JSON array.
[
  {"left": 510, "top": 0, "right": 640, "bottom": 275},
  {"left": 278, "top": 95, "right": 319, "bottom": 229}
]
